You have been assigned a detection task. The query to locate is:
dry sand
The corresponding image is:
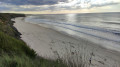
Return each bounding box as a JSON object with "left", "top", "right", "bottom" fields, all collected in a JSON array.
[{"left": 14, "top": 17, "right": 120, "bottom": 67}]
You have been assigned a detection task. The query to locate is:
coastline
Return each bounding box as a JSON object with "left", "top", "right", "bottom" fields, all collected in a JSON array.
[
  {"left": 14, "top": 17, "right": 120, "bottom": 67},
  {"left": 0, "top": 13, "right": 67, "bottom": 67}
]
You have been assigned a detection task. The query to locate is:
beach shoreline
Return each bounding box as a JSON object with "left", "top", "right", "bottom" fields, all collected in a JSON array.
[{"left": 14, "top": 17, "right": 120, "bottom": 67}]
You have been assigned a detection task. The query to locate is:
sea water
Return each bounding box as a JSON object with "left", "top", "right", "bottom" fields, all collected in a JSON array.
[
  {"left": 25, "top": 12, "right": 120, "bottom": 52},
  {"left": 24, "top": 12, "right": 120, "bottom": 67}
]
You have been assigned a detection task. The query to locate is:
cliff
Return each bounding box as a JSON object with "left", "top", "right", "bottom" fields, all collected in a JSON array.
[
  {"left": 0, "top": 13, "right": 25, "bottom": 38},
  {"left": 0, "top": 13, "right": 67, "bottom": 67}
]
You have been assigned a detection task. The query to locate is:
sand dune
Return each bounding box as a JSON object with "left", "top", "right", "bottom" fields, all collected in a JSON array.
[{"left": 14, "top": 17, "right": 120, "bottom": 67}]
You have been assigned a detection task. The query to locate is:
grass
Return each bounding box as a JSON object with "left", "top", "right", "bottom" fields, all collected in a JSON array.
[
  {"left": 0, "top": 14, "right": 67, "bottom": 67},
  {"left": 0, "top": 21, "right": 19, "bottom": 38},
  {"left": 0, "top": 31, "right": 67, "bottom": 67},
  {"left": 0, "top": 53, "right": 66, "bottom": 67},
  {"left": 0, "top": 31, "right": 36, "bottom": 58},
  {"left": 0, "top": 22, "right": 36, "bottom": 58}
]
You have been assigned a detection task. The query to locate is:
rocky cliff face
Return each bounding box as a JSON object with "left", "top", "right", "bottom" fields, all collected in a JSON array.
[{"left": 0, "top": 13, "right": 25, "bottom": 38}]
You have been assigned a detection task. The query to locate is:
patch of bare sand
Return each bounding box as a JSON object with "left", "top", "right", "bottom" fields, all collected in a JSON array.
[{"left": 14, "top": 17, "right": 120, "bottom": 67}]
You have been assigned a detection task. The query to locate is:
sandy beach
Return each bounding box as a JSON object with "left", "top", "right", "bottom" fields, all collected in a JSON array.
[{"left": 14, "top": 17, "right": 120, "bottom": 67}]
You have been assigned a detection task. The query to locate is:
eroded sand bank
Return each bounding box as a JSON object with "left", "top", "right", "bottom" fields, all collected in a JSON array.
[{"left": 14, "top": 17, "right": 120, "bottom": 67}]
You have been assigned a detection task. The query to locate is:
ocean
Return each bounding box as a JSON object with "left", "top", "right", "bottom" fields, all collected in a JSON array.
[{"left": 25, "top": 12, "right": 120, "bottom": 52}]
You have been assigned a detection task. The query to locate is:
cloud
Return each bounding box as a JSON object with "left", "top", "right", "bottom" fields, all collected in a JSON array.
[
  {"left": 0, "top": 0, "right": 120, "bottom": 13},
  {"left": 56, "top": 0, "right": 120, "bottom": 9},
  {"left": 0, "top": 0, "right": 66, "bottom": 5}
]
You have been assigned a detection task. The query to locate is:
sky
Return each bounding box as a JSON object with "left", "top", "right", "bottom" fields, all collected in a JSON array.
[{"left": 0, "top": 0, "right": 120, "bottom": 14}]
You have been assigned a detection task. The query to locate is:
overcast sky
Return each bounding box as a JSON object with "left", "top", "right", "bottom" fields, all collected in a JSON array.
[{"left": 0, "top": 0, "right": 120, "bottom": 14}]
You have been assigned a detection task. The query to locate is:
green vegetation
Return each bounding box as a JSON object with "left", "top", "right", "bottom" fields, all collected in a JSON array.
[
  {"left": 0, "top": 14, "right": 67, "bottom": 67},
  {"left": 0, "top": 54, "right": 66, "bottom": 67},
  {"left": 0, "top": 31, "right": 36, "bottom": 58},
  {"left": 0, "top": 21, "right": 19, "bottom": 38}
]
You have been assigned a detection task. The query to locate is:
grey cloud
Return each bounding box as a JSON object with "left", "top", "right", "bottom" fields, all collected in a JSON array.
[
  {"left": 89, "top": 2, "right": 120, "bottom": 8},
  {"left": 0, "top": 0, "right": 67, "bottom": 5},
  {"left": 0, "top": 0, "right": 120, "bottom": 12}
]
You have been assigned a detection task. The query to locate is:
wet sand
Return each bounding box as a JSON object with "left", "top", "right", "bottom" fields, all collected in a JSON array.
[{"left": 14, "top": 17, "right": 120, "bottom": 67}]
